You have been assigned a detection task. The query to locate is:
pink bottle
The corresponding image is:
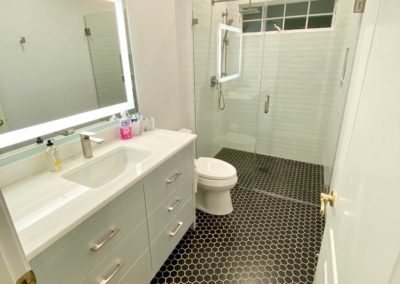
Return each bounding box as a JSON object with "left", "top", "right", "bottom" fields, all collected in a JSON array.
[{"left": 119, "top": 117, "right": 133, "bottom": 140}]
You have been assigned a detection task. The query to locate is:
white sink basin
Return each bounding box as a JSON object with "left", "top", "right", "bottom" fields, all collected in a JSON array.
[{"left": 62, "top": 147, "right": 151, "bottom": 188}]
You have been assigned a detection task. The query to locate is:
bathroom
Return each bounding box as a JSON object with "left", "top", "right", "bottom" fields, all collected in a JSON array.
[{"left": 0, "top": 0, "right": 399, "bottom": 283}]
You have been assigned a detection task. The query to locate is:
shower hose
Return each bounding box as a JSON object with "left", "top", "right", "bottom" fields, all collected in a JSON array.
[{"left": 218, "top": 83, "right": 225, "bottom": 110}]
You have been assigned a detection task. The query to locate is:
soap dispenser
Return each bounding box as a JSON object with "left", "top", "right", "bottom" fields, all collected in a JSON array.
[{"left": 46, "top": 140, "right": 62, "bottom": 172}]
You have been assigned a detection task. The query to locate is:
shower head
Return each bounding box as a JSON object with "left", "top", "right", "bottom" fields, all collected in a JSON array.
[
  {"left": 240, "top": 0, "right": 259, "bottom": 16},
  {"left": 212, "top": 0, "right": 237, "bottom": 5},
  {"left": 212, "top": 0, "right": 259, "bottom": 15},
  {"left": 240, "top": 8, "right": 259, "bottom": 15}
]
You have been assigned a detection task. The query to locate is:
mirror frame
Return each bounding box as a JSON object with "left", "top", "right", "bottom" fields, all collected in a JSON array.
[
  {"left": 216, "top": 23, "right": 242, "bottom": 84},
  {"left": 0, "top": 0, "right": 136, "bottom": 149}
]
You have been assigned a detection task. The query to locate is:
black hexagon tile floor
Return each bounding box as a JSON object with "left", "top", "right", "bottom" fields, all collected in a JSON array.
[
  {"left": 215, "top": 148, "right": 324, "bottom": 205},
  {"left": 151, "top": 187, "right": 325, "bottom": 284}
]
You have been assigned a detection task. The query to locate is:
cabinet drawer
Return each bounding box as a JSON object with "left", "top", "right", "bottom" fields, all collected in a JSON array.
[
  {"left": 150, "top": 198, "right": 194, "bottom": 273},
  {"left": 80, "top": 221, "right": 149, "bottom": 284},
  {"left": 144, "top": 146, "right": 194, "bottom": 213},
  {"left": 147, "top": 176, "right": 193, "bottom": 241},
  {"left": 119, "top": 250, "right": 152, "bottom": 284},
  {"left": 31, "top": 184, "right": 146, "bottom": 284}
]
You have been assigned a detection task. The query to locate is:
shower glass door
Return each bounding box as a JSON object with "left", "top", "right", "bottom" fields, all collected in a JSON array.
[
  {"left": 193, "top": 0, "right": 267, "bottom": 189},
  {"left": 253, "top": 0, "right": 363, "bottom": 205}
]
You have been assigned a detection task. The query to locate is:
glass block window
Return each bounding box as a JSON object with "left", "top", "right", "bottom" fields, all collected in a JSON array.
[{"left": 241, "top": 0, "right": 335, "bottom": 33}]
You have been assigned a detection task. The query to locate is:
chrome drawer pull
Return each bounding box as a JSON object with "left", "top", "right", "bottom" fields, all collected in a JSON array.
[
  {"left": 91, "top": 228, "right": 120, "bottom": 252},
  {"left": 166, "top": 172, "right": 182, "bottom": 184},
  {"left": 169, "top": 221, "right": 184, "bottom": 237},
  {"left": 98, "top": 262, "right": 125, "bottom": 284},
  {"left": 168, "top": 198, "right": 182, "bottom": 212}
]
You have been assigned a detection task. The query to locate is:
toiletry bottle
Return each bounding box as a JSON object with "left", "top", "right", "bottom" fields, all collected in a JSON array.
[
  {"left": 131, "top": 115, "right": 141, "bottom": 136},
  {"left": 148, "top": 117, "right": 155, "bottom": 131},
  {"left": 46, "top": 140, "right": 62, "bottom": 172},
  {"left": 141, "top": 116, "right": 148, "bottom": 132},
  {"left": 119, "top": 113, "right": 133, "bottom": 140}
]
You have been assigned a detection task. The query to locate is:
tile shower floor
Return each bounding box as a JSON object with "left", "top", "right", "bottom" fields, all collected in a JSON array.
[
  {"left": 151, "top": 148, "right": 325, "bottom": 284},
  {"left": 215, "top": 148, "right": 324, "bottom": 206}
]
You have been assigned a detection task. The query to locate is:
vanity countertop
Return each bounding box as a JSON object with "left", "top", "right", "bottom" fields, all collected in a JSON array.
[{"left": 1, "top": 129, "right": 196, "bottom": 260}]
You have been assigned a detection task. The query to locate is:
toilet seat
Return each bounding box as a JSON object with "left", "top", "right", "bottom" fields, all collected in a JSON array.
[{"left": 195, "top": 158, "right": 237, "bottom": 180}]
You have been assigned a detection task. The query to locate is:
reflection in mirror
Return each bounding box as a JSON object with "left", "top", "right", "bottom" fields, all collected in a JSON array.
[
  {"left": 217, "top": 24, "right": 242, "bottom": 83},
  {"left": 0, "top": 0, "right": 137, "bottom": 136}
]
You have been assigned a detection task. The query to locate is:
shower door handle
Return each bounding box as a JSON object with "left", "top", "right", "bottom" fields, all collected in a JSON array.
[
  {"left": 264, "top": 94, "right": 270, "bottom": 114},
  {"left": 340, "top": 48, "right": 350, "bottom": 88}
]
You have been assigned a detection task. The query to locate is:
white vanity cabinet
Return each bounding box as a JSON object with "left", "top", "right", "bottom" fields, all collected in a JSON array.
[
  {"left": 29, "top": 143, "right": 196, "bottom": 284},
  {"left": 143, "top": 145, "right": 195, "bottom": 274}
]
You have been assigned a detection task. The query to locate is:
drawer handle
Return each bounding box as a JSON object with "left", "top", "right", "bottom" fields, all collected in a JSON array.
[
  {"left": 91, "top": 228, "right": 120, "bottom": 252},
  {"left": 98, "top": 262, "right": 125, "bottom": 284},
  {"left": 169, "top": 221, "right": 184, "bottom": 237},
  {"left": 166, "top": 172, "right": 182, "bottom": 184},
  {"left": 168, "top": 198, "right": 182, "bottom": 212}
]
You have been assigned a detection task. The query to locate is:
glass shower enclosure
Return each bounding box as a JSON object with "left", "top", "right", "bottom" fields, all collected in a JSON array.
[{"left": 193, "top": 0, "right": 363, "bottom": 204}]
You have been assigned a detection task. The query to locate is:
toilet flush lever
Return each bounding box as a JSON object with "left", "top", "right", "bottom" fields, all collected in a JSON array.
[{"left": 320, "top": 191, "right": 336, "bottom": 217}]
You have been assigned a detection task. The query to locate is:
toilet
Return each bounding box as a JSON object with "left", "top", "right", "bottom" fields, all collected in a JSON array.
[
  {"left": 178, "top": 128, "right": 238, "bottom": 215},
  {"left": 195, "top": 157, "right": 238, "bottom": 215}
]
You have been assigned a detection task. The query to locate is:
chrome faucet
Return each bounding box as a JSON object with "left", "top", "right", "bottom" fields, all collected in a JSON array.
[{"left": 79, "top": 131, "right": 104, "bottom": 159}]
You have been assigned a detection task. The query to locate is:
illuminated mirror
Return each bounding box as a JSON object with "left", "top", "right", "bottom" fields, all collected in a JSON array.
[
  {"left": 217, "top": 23, "right": 242, "bottom": 83},
  {"left": 0, "top": 0, "right": 137, "bottom": 149}
]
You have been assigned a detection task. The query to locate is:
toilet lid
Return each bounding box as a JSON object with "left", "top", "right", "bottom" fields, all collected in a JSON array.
[{"left": 195, "top": 157, "right": 237, "bottom": 180}]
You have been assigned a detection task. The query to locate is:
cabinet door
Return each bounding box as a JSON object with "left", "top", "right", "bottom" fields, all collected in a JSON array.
[{"left": 0, "top": 193, "right": 31, "bottom": 284}]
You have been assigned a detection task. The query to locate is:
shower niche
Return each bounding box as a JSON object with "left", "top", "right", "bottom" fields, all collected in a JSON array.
[{"left": 216, "top": 23, "right": 242, "bottom": 84}]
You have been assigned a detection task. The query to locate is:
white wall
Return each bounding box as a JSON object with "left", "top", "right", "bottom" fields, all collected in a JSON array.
[{"left": 126, "top": 0, "right": 195, "bottom": 132}]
